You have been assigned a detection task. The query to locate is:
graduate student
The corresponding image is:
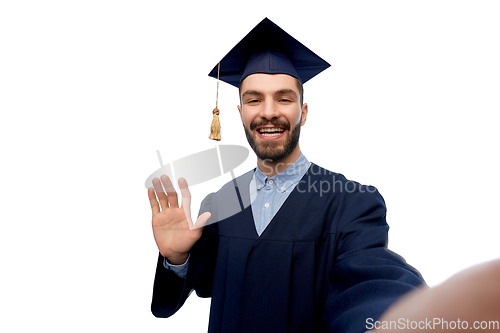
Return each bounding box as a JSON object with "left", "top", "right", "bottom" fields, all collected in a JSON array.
[{"left": 147, "top": 18, "right": 426, "bottom": 332}]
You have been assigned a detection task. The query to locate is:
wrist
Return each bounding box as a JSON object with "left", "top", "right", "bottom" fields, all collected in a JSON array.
[{"left": 165, "top": 252, "right": 189, "bottom": 265}]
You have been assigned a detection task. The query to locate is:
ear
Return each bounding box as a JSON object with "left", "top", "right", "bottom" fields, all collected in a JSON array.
[
  {"left": 237, "top": 104, "right": 242, "bottom": 120},
  {"left": 300, "top": 103, "right": 308, "bottom": 126}
]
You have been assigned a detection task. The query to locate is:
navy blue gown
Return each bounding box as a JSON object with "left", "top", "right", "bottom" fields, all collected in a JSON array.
[{"left": 151, "top": 164, "right": 424, "bottom": 332}]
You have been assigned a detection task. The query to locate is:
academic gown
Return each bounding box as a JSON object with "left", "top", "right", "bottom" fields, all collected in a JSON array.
[{"left": 151, "top": 164, "right": 425, "bottom": 333}]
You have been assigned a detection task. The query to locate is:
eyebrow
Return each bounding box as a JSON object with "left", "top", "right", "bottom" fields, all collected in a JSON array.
[
  {"left": 241, "top": 90, "right": 263, "bottom": 99},
  {"left": 275, "top": 89, "right": 298, "bottom": 98},
  {"left": 241, "top": 89, "right": 298, "bottom": 98}
]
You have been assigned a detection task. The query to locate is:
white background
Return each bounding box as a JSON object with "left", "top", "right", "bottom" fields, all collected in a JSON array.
[{"left": 1, "top": 1, "right": 499, "bottom": 332}]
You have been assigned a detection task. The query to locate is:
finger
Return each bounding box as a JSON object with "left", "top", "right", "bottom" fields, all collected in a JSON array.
[
  {"left": 178, "top": 178, "right": 193, "bottom": 226},
  {"left": 147, "top": 187, "right": 160, "bottom": 216},
  {"left": 192, "top": 212, "right": 211, "bottom": 230},
  {"left": 152, "top": 177, "right": 169, "bottom": 211},
  {"left": 178, "top": 178, "right": 191, "bottom": 203},
  {"left": 160, "top": 175, "right": 178, "bottom": 208}
]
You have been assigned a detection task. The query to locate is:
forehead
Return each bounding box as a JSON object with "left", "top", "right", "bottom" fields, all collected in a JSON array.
[{"left": 239, "top": 73, "right": 300, "bottom": 94}]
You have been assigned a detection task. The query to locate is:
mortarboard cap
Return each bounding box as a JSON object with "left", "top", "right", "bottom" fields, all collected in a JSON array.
[
  {"left": 207, "top": 18, "right": 330, "bottom": 141},
  {"left": 208, "top": 17, "right": 331, "bottom": 87}
]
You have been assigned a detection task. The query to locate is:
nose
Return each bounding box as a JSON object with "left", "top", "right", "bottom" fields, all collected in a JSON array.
[{"left": 260, "top": 99, "right": 280, "bottom": 120}]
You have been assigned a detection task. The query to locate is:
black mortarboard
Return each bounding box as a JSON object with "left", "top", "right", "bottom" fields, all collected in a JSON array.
[
  {"left": 208, "top": 17, "right": 330, "bottom": 88},
  {"left": 207, "top": 17, "right": 330, "bottom": 141}
]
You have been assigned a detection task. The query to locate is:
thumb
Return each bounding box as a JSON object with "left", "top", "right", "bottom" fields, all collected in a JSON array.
[{"left": 190, "top": 212, "right": 211, "bottom": 230}]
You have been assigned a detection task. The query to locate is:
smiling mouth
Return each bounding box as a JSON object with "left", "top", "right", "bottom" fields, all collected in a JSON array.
[{"left": 257, "top": 127, "right": 285, "bottom": 137}]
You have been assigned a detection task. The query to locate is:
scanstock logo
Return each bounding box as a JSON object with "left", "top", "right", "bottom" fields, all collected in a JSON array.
[
  {"left": 144, "top": 145, "right": 249, "bottom": 189},
  {"left": 145, "top": 145, "right": 252, "bottom": 227}
]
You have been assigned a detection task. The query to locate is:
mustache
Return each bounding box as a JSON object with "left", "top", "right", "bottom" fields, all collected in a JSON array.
[{"left": 249, "top": 120, "right": 291, "bottom": 131}]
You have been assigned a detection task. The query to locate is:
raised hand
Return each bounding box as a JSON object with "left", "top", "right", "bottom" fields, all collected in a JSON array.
[{"left": 148, "top": 175, "right": 211, "bottom": 265}]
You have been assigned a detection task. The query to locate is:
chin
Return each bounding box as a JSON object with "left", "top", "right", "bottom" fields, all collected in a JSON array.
[{"left": 253, "top": 135, "right": 299, "bottom": 162}]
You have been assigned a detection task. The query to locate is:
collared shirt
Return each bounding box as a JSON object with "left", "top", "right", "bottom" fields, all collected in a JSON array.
[
  {"left": 250, "top": 152, "right": 311, "bottom": 235},
  {"left": 164, "top": 153, "right": 312, "bottom": 276}
]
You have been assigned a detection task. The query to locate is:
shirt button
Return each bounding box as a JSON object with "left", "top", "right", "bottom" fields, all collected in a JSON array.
[
  {"left": 264, "top": 203, "right": 269, "bottom": 208},
  {"left": 280, "top": 186, "right": 285, "bottom": 191},
  {"left": 258, "top": 184, "right": 262, "bottom": 189},
  {"left": 268, "top": 180, "right": 274, "bottom": 184}
]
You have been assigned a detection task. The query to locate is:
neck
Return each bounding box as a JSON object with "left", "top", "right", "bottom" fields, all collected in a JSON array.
[{"left": 257, "top": 144, "right": 301, "bottom": 177}]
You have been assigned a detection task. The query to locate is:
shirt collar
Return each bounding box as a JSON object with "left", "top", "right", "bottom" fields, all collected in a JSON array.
[{"left": 254, "top": 153, "right": 310, "bottom": 193}]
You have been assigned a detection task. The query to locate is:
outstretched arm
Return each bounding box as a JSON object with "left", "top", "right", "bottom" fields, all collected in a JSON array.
[
  {"left": 325, "top": 186, "right": 425, "bottom": 332},
  {"left": 374, "top": 258, "right": 500, "bottom": 332}
]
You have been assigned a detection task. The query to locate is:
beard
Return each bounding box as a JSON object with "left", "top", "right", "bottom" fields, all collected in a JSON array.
[{"left": 243, "top": 117, "right": 301, "bottom": 162}]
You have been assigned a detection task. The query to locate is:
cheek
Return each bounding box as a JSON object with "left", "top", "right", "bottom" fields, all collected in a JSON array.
[
  {"left": 240, "top": 115, "right": 252, "bottom": 130},
  {"left": 289, "top": 110, "right": 302, "bottom": 127},
  {"left": 295, "top": 115, "right": 302, "bottom": 125},
  {"left": 240, "top": 110, "right": 255, "bottom": 127}
]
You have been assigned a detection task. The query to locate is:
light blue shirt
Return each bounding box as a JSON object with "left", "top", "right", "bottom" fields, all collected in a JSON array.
[
  {"left": 164, "top": 153, "right": 312, "bottom": 278},
  {"left": 250, "top": 153, "right": 311, "bottom": 235}
]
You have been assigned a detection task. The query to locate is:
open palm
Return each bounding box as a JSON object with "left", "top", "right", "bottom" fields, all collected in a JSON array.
[{"left": 148, "top": 176, "right": 211, "bottom": 264}]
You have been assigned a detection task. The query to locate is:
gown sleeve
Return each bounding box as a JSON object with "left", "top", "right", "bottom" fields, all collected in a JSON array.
[
  {"left": 325, "top": 185, "right": 425, "bottom": 333},
  {"left": 151, "top": 193, "right": 218, "bottom": 318}
]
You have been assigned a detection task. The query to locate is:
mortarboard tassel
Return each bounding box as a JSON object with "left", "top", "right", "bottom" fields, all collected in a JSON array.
[{"left": 209, "top": 62, "right": 221, "bottom": 141}]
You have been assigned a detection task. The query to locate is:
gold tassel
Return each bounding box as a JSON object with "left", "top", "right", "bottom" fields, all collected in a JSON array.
[
  {"left": 209, "top": 62, "right": 221, "bottom": 141},
  {"left": 209, "top": 107, "right": 221, "bottom": 140}
]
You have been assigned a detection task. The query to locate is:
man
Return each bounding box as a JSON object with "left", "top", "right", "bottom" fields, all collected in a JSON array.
[
  {"left": 147, "top": 18, "right": 500, "bottom": 332},
  {"left": 147, "top": 18, "right": 425, "bottom": 332}
]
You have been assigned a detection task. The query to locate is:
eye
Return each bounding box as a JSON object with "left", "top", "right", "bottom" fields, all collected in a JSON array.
[{"left": 247, "top": 99, "right": 260, "bottom": 104}]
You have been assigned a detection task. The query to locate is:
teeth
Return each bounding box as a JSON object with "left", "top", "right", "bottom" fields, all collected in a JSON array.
[
  {"left": 261, "top": 132, "right": 282, "bottom": 137},
  {"left": 259, "top": 127, "right": 284, "bottom": 133}
]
